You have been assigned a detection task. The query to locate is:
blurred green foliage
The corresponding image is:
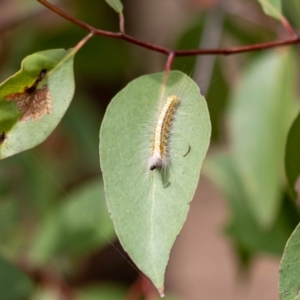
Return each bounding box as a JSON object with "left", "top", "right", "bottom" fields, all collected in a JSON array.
[{"left": 0, "top": 256, "right": 34, "bottom": 300}]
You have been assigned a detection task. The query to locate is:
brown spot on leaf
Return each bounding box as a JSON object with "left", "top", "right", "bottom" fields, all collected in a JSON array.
[
  {"left": 4, "top": 69, "right": 52, "bottom": 121},
  {"left": 0, "top": 132, "right": 6, "bottom": 144},
  {"left": 5, "top": 85, "right": 52, "bottom": 121}
]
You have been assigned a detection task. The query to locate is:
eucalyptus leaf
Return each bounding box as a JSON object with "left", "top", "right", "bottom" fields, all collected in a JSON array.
[
  {"left": 0, "top": 255, "right": 34, "bottom": 300},
  {"left": 285, "top": 112, "right": 300, "bottom": 201},
  {"left": 0, "top": 49, "right": 75, "bottom": 160},
  {"left": 279, "top": 222, "right": 300, "bottom": 300},
  {"left": 105, "top": 0, "right": 123, "bottom": 13},
  {"left": 100, "top": 71, "right": 211, "bottom": 294},
  {"left": 257, "top": 0, "right": 282, "bottom": 20},
  {"left": 228, "top": 50, "right": 297, "bottom": 227}
]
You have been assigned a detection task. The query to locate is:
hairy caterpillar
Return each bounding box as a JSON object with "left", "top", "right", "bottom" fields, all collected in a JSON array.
[{"left": 149, "top": 95, "right": 180, "bottom": 170}]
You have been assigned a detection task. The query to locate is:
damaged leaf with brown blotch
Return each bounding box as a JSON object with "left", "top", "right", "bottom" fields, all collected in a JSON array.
[
  {"left": 5, "top": 85, "right": 52, "bottom": 122},
  {"left": 0, "top": 48, "right": 75, "bottom": 160},
  {"left": 4, "top": 68, "right": 52, "bottom": 122}
]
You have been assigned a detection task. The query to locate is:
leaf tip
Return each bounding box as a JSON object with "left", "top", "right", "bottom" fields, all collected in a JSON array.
[{"left": 158, "top": 286, "right": 165, "bottom": 298}]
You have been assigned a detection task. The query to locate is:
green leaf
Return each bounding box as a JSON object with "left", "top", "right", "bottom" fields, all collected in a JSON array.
[
  {"left": 0, "top": 255, "right": 34, "bottom": 300},
  {"left": 100, "top": 71, "right": 211, "bottom": 294},
  {"left": 279, "top": 222, "right": 300, "bottom": 300},
  {"left": 30, "top": 178, "right": 115, "bottom": 264},
  {"left": 205, "top": 154, "right": 300, "bottom": 262},
  {"left": 105, "top": 0, "right": 123, "bottom": 13},
  {"left": 0, "top": 49, "right": 75, "bottom": 160},
  {"left": 285, "top": 112, "right": 300, "bottom": 201},
  {"left": 228, "top": 50, "right": 297, "bottom": 227},
  {"left": 257, "top": 0, "right": 283, "bottom": 20}
]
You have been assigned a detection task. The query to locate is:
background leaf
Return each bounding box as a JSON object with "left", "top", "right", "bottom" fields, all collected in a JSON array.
[
  {"left": 279, "top": 222, "right": 300, "bottom": 300},
  {"left": 205, "top": 154, "right": 300, "bottom": 267},
  {"left": 285, "top": 112, "right": 300, "bottom": 201},
  {"left": 100, "top": 71, "right": 211, "bottom": 294},
  {"left": 0, "top": 49, "right": 75, "bottom": 160},
  {"left": 228, "top": 49, "right": 297, "bottom": 227},
  {"left": 257, "top": 0, "right": 283, "bottom": 20},
  {"left": 29, "top": 178, "right": 115, "bottom": 265},
  {"left": 105, "top": 0, "right": 123, "bottom": 13},
  {"left": 0, "top": 255, "right": 34, "bottom": 300}
]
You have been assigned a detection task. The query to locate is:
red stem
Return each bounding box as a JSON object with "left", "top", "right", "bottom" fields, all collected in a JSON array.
[
  {"left": 165, "top": 52, "right": 175, "bottom": 72},
  {"left": 281, "top": 17, "right": 297, "bottom": 37},
  {"left": 119, "top": 12, "right": 125, "bottom": 33},
  {"left": 38, "top": 0, "right": 300, "bottom": 57}
]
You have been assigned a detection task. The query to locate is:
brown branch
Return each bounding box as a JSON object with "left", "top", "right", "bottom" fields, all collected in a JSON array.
[
  {"left": 175, "top": 37, "right": 300, "bottom": 56},
  {"left": 38, "top": 0, "right": 300, "bottom": 57}
]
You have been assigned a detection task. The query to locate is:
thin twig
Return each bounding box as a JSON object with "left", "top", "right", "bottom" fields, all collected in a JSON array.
[
  {"left": 165, "top": 52, "right": 175, "bottom": 73},
  {"left": 175, "top": 37, "right": 300, "bottom": 56},
  {"left": 161, "top": 52, "right": 175, "bottom": 96},
  {"left": 281, "top": 16, "right": 298, "bottom": 37},
  {"left": 73, "top": 32, "right": 94, "bottom": 52},
  {"left": 119, "top": 12, "right": 125, "bottom": 33},
  {"left": 37, "top": 0, "right": 300, "bottom": 57}
]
